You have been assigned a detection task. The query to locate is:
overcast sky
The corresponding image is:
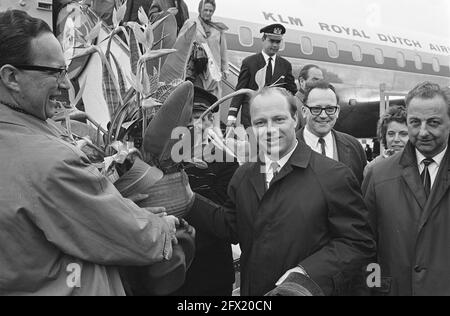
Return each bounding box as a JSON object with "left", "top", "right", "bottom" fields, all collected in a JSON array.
[
  {"left": 202, "top": 0, "right": 450, "bottom": 40},
  {"left": 302, "top": 0, "right": 450, "bottom": 38}
]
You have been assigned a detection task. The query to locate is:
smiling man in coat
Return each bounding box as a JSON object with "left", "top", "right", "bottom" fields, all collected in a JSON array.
[
  {"left": 363, "top": 82, "right": 450, "bottom": 296},
  {"left": 189, "top": 87, "right": 375, "bottom": 296}
]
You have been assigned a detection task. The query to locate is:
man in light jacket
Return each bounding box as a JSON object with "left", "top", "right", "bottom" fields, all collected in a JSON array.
[{"left": 0, "top": 10, "right": 181, "bottom": 296}]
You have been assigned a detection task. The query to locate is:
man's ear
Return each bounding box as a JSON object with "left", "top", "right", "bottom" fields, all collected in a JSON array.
[
  {"left": 299, "top": 78, "right": 306, "bottom": 90},
  {"left": 0, "top": 65, "right": 21, "bottom": 92},
  {"left": 335, "top": 106, "right": 341, "bottom": 119},
  {"left": 301, "top": 105, "right": 308, "bottom": 116}
]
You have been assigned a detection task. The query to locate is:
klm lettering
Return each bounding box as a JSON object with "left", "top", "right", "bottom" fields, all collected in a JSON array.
[
  {"left": 319, "top": 23, "right": 371, "bottom": 39},
  {"left": 263, "top": 12, "right": 303, "bottom": 27}
]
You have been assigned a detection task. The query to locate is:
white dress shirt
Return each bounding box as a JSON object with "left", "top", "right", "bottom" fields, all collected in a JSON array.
[
  {"left": 303, "top": 128, "right": 335, "bottom": 159},
  {"left": 261, "top": 50, "right": 277, "bottom": 75},
  {"left": 264, "top": 140, "right": 298, "bottom": 188},
  {"left": 416, "top": 146, "right": 448, "bottom": 190}
]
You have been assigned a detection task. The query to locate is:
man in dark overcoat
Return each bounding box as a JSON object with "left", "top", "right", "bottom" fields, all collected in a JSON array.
[
  {"left": 363, "top": 82, "right": 450, "bottom": 296},
  {"left": 190, "top": 87, "right": 376, "bottom": 296}
]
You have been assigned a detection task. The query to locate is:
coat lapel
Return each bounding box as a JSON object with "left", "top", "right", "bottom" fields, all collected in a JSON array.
[
  {"left": 419, "top": 147, "right": 450, "bottom": 230},
  {"left": 256, "top": 53, "right": 266, "bottom": 71},
  {"left": 196, "top": 17, "right": 207, "bottom": 38},
  {"left": 269, "top": 140, "right": 311, "bottom": 188},
  {"left": 248, "top": 162, "right": 266, "bottom": 202},
  {"left": 400, "top": 143, "right": 428, "bottom": 211},
  {"left": 333, "top": 130, "right": 351, "bottom": 164},
  {"left": 298, "top": 128, "right": 349, "bottom": 163}
]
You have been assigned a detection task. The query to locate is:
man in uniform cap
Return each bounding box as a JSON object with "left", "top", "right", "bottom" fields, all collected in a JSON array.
[
  {"left": 227, "top": 23, "right": 297, "bottom": 129},
  {"left": 192, "top": 85, "right": 219, "bottom": 125}
]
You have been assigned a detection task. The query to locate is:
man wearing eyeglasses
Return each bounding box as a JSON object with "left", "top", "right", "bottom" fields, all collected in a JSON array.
[
  {"left": 297, "top": 80, "right": 367, "bottom": 186},
  {"left": 0, "top": 10, "right": 181, "bottom": 296}
]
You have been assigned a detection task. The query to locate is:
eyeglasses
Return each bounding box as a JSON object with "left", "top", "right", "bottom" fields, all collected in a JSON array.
[
  {"left": 304, "top": 105, "right": 339, "bottom": 116},
  {"left": 13, "top": 64, "right": 68, "bottom": 83}
]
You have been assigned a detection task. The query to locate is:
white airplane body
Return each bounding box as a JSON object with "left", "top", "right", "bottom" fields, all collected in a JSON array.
[
  {"left": 3, "top": 0, "right": 450, "bottom": 137},
  {"left": 184, "top": 0, "right": 450, "bottom": 137}
]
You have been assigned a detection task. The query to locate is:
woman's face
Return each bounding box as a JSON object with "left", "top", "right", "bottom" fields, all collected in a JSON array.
[
  {"left": 201, "top": 3, "right": 215, "bottom": 21},
  {"left": 386, "top": 121, "right": 409, "bottom": 153}
]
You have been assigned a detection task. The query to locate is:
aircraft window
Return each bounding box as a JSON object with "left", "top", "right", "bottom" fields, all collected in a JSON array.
[
  {"left": 396, "top": 52, "right": 406, "bottom": 68},
  {"left": 414, "top": 55, "right": 423, "bottom": 70},
  {"left": 374, "top": 48, "right": 384, "bottom": 64},
  {"left": 238, "top": 26, "right": 253, "bottom": 47},
  {"left": 327, "top": 41, "right": 339, "bottom": 58},
  {"left": 300, "top": 36, "right": 313, "bottom": 55},
  {"left": 432, "top": 58, "right": 440, "bottom": 72},
  {"left": 352, "top": 45, "right": 363, "bottom": 62}
]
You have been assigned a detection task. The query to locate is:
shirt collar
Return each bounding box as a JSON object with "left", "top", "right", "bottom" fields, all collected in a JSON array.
[
  {"left": 303, "top": 127, "right": 333, "bottom": 149},
  {"left": 416, "top": 145, "right": 448, "bottom": 168},
  {"left": 264, "top": 140, "right": 299, "bottom": 173},
  {"left": 261, "top": 51, "right": 277, "bottom": 63}
]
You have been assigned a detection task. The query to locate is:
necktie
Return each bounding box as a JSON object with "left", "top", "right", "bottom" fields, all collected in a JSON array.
[
  {"left": 265, "top": 57, "right": 273, "bottom": 86},
  {"left": 270, "top": 162, "right": 280, "bottom": 178},
  {"left": 268, "top": 162, "right": 280, "bottom": 188},
  {"left": 318, "top": 138, "right": 326, "bottom": 156},
  {"left": 421, "top": 158, "right": 434, "bottom": 198}
]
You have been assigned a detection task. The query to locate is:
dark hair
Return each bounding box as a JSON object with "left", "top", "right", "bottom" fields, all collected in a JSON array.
[
  {"left": 0, "top": 10, "right": 52, "bottom": 68},
  {"left": 377, "top": 106, "right": 408, "bottom": 148},
  {"left": 198, "top": 0, "right": 216, "bottom": 12},
  {"left": 250, "top": 87, "right": 298, "bottom": 119},
  {"left": 303, "top": 80, "right": 340, "bottom": 104},
  {"left": 405, "top": 81, "right": 450, "bottom": 117},
  {"left": 298, "top": 64, "right": 321, "bottom": 81}
]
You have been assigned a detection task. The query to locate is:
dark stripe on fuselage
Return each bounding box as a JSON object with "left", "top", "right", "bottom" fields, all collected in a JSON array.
[{"left": 225, "top": 33, "right": 450, "bottom": 78}]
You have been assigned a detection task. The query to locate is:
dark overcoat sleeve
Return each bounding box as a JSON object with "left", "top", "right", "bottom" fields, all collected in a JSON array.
[
  {"left": 228, "top": 58, "right": 252, "bottom": 118},
  {"left": 362, "top": 167, "right": 378, "bottom": 242},
  {"left": 283, "top": 59, "right": 298, "bottom": 95},
  {"left": 186, "top": 167, "right": 244, "bottom": 244}
]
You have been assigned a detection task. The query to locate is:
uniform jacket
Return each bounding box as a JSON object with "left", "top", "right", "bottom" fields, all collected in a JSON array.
[
  {"left": 190, "top": 140, "right": 376, "bottom": 296},
  {"left": 363, "top": 141, "right": 450, "bottom": 296},
  {"left": 298, "top": 128, "right": 367, "bottom": 186},
  {"left": 0, "top": 105, "right": 172, "bottom": 296},
  {"left": 228, "top": 53, "right": 297, "bottom": 128}
]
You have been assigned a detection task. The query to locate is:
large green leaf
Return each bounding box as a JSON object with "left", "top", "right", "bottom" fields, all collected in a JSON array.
[
  {"left": 137, "top": 49, "right": 176, "bottom": 97},
  {"left": 129, "top": 29, "right": 140, "bottom": 75},
  {"left": 143, "top": 81, "right": 194, "bottom": 163},
  {"left": 91, "top": 46, "right": 123, "bottom": 118},
  {"left": 159, "top": 21, "right": 197, "bottom": 84},
  {"left": 110, "top": 52, "right": 127, "bottom": 99},
  {"left": 102, "top": 63, "right": 122, "bottom": 118},
  {"left": 147, "top": 14, "right": 177, "bottom": 76}
]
